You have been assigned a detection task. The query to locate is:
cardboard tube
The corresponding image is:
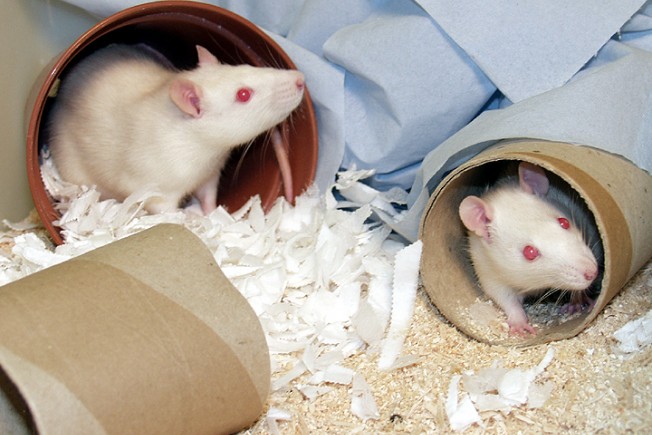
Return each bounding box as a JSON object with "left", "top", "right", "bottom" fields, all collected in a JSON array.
[
  {"left": 419, "top": 140, "right": 652, "bottom": 345},
  {"left": 0, "top": 224, "right": 270, "bottom": 434}
]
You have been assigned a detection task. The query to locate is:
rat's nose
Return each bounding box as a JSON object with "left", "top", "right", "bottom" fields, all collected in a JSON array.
[
  {"left": 583, "top": 262, "right": 598, "bottom": 282},
  {"left": 296, "top": 78, "right": 305, "bottom": 91},
  {"left": 584, "top": 269, "right": 597, "bottom": 282}
]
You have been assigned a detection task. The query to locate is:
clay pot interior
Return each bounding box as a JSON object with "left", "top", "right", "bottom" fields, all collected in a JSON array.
[{"left": 26, "top": 2, "right": 318, "bottom": 245}]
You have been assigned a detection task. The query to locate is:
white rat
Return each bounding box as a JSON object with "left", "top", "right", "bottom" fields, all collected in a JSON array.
[
  {"left": 47, "top": 43, "right": 305, "bottom": 214},
  {"left": 458, "top": 162, "right": 600, "bottom": 336}
]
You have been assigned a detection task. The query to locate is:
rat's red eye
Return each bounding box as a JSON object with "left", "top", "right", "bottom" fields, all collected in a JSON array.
[
  {"left": 558, "top": 217, "right": 570, "bottom": 229},
  {"left": 523, "top": 245, "right": 540, "bottom": 261},
  {"left": 236, "top": 87, "right": 253, "bottom": 103}
]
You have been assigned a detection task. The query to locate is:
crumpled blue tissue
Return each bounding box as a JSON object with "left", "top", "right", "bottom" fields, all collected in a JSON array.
[{"left": 58, "top": 0, "right": 652, "bottom": 240}]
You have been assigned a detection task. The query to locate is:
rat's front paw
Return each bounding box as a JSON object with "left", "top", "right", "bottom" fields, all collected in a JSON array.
[
  {"left": 507, "top": 313, "right": 537, "bottom": 336},
  {"left": 508, "top": 321, "right": 537, "bottom": 336}
]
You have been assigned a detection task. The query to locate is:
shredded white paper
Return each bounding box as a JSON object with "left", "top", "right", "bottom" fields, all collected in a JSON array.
[
  {"left": 445, "top": 347, "right": 555, "bottom": 432},
  {"left": 0, "top": 156, "right": 428, "bottom": 428},
  {"left": 613, "top": 309, "right": 652, "bottom": 355},
  {"left": 350, "top": 373, "right": 380, "bottom": 421},
  {"left": 446, "top": 374, "right": 483, "bottom": 432},
  {"left": 265, "top": 407, "right": 292, "bottom": 435},
  {"left": 378, "top": 240, "right": 423, "bottom": 370}
]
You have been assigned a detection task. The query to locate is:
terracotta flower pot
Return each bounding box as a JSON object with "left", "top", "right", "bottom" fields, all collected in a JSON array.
[{"left": 25, "top": 1, "right": 318, "bottom": 245}]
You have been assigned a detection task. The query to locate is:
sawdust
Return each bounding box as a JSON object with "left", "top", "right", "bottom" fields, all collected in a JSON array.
[
  {"left": 2, "top": 208, "right": 651, "bottom": 433},
  {"left": 457, "top": 294, "right": 593, "bottom": 346},
  {"left": 247, "top": 260, "right": 652, "bottom": 434}
]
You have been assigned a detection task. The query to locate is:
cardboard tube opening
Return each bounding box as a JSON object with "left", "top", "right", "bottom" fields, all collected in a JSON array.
[
  {"left": 0, "top": 366, "right": 35, "bottom": 434},
  {"left": 0, "top": 224, "right": 270, "bottom": 434},
  {"left": 420, "top": 140, "right": 652, "bottom": 346}
]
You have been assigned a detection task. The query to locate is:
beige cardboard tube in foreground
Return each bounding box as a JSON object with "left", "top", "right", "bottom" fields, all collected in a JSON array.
[
  {"left": 0, "top": 224, "right": 270, "bottom": 434},
  {"left": 420, "top": 139, "right": 652, "bottom": 346}
]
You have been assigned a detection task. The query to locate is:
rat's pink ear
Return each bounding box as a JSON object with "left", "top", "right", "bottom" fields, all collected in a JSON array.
[
  {"left": 459, "top": 196, "right": 493, "bottom": 241},
  {"left": 169, "top": 79, "right": 203, "bottom": 118},
  {"left": 518, "top": 162, "right": 549, "bottom": 196},
  {"left": 196, "top": 45, "right": 221, "bottom": 66}
]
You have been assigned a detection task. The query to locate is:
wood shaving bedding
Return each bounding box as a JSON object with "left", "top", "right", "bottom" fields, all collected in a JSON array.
[
  {"left": 267, "top": 266, "right": 650, "bottom": 435},
  {"left": 1, "top": 157, "right": 651, "bottom": 433}
]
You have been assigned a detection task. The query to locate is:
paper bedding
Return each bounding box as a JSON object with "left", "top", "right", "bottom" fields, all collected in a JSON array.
[
  {"left": 5, "top": 153, "right": 647, "bottom": 433},
  {"left": 2, "top": 0, "right": 652, "bottom": 433},
  {"left": 0, "top": 160, "right": 425, "bottom": 432}
]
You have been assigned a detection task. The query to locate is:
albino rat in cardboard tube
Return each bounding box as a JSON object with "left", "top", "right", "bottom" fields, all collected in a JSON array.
[
  {"left": 459, "top": 162, "right": 601, "bottom": 336},
  {"left": 47, "top": 43, "right": 305, "bottom": 214}
]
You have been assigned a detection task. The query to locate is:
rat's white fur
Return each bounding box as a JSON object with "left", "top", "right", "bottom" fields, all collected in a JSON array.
[
  {"left": 48, "top": 44, "right": 304, "bottom": 214},
  {"left": 459, "top": 164, "right": 599, "bottom": 335}
]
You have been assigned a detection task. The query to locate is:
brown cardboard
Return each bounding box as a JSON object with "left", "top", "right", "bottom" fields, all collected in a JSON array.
[
  {"left": 419, "top": 139, "right": 652, "bottom": 345},
  {"left": 0, "top": 224, "right": 270, "bottom": 434}
]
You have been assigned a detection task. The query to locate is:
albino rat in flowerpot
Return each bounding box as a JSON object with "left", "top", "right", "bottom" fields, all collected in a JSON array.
[{"left": 47, "top": 43, "right": 305, "bottom": 214}]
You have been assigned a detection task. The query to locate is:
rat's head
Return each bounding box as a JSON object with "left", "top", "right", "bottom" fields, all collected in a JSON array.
[
  {"left": 459, "top": 162, "right": 599, "bottom": 293},
  {"left": 168, "top": 46, "right": 305, "bottom": 145}
]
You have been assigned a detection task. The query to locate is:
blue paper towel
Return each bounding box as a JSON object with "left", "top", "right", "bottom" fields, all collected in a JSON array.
[
  {"left": 55, "top": 0, "right": 652, "bottom": 240},
  {"left": 396, "top": 43, "right": 652, "bottom": 240},
  {"left": 416, "top": 0, "right": 647, "bottom": 102}
]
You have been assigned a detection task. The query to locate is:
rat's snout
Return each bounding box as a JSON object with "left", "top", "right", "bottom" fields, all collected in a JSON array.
[
  {"left": 295, "top": 73, "right": 305, "bottom": 92},
  {"left": 583, "top": 263, "right": 598, "bottom": 283},
  {"left": 574, "top": 254, "right": 599, "bottom": 289}
]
